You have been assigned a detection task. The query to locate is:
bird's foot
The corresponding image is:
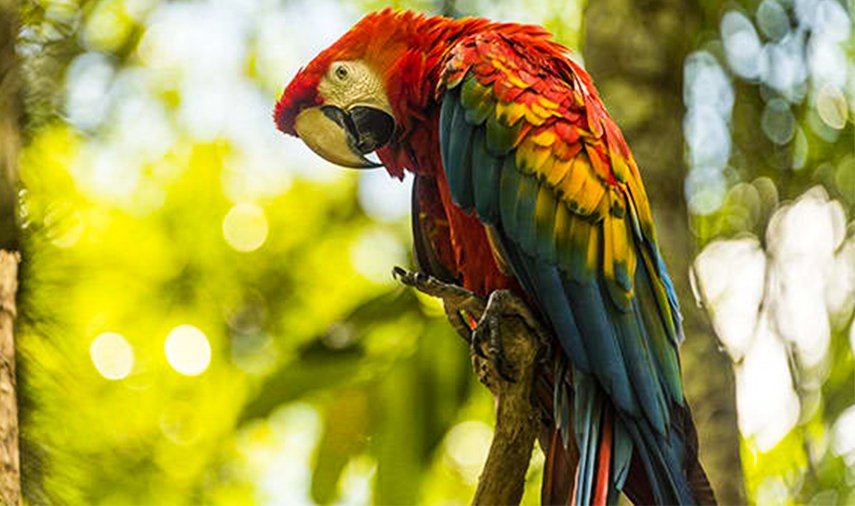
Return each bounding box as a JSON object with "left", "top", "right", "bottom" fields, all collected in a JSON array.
[
  {"left": 471, "top": 290, "right": 552, "bottom": 383},
  {"left": 392, "top": 267, "right": 550, "bottom": 388},
  {"left": 392, "top": 266, "right": 474, "bottom": 303},
  {"left": 392, "top": 267, "right": 485, "bottom": 342}
]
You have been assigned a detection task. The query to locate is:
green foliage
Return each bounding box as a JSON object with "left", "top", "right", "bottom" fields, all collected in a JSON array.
[
  {"left": 11, "top": 0, "right": 853, "bottom": 504},
  {"left": 11, "top": 0, "right": 589, "bottom": 502}
]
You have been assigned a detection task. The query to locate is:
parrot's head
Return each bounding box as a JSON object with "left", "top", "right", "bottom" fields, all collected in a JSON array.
[{"left": 274, "top": 10, "right": 410, "bottom": 169}]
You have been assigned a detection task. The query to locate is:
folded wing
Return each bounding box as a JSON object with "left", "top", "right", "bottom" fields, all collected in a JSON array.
[{"left": 438, "top": 30, "right": 696, "bottom": 505}]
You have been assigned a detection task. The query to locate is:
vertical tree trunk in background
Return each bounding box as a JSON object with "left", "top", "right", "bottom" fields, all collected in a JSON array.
[
  {"left": 0, "top": 252, "right": 19, "bottom": 506},
  {"left": 0, "top": 0, "right": 21, "bottom": 503},
  {"left": 0, "top": 0, "right": 18, "bottom": 250},
  {"left": 583, "top": 1, "right": 744, "bottom": 504}
]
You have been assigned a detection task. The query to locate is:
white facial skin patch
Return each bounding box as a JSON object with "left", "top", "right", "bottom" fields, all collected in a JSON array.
[{"left": 318, "top": 61, "right": 393, "bottom": 114}]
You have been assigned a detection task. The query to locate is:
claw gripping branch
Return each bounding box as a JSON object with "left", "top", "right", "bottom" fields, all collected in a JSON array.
[{"left": 394, "top": 267, "right": 546, "bottom": 505}]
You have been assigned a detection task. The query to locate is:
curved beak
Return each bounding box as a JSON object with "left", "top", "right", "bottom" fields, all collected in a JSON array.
[{"left": 294, "top": 105, "right": 395, "bottom": 169}]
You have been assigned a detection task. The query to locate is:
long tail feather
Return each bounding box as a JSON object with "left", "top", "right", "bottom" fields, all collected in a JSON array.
[
  {"left": 592, "top": 408, "right": 613, "bottom": 506},
  {"left": 572, "top": 370, "right": 614, "bottom": 506},
  {"left": 540, "top": 360, "right": 578, "bottom": 506}
]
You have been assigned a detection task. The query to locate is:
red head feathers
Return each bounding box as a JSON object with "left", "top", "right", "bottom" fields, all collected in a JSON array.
[
  {"left": 274, "top": 9, "right": 497, "bottom": 136},
  {"left": 273, "top": 9, "right": 559, "bottom": 176},
  {"left": 275, "top": 9, "right": 415, "bottom": 135}
]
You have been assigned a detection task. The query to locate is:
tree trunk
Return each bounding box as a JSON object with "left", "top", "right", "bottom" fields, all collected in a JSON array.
[
  {"left": 583, "top": 1, "right": 745, "bottom": 503},
  {"left": 0, "top": 0, "right": 18, "bottom": 251},
  {"left": 0, "top": 252, "right": 19, "bottom": 506},
  {"left": 0, "top": 0, "right": 21, "bottom": 503}
]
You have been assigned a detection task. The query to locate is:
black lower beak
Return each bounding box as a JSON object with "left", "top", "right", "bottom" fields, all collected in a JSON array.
[
  {"left": 321, "top": 105, "right": 395, "bottom": 154},
  {"left": 349, "top": 106, "right": 395, "bottom": 153}
]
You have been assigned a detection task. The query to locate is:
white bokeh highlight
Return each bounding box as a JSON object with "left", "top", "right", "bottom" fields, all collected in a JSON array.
[
  {"left": 90, "top": 332, "right": 135, "bottom": 380},
  {"left": 766, "top": 187, "right": 843, "bottom": 367},
  {"left": 164, "top": 324, "right": 212, "bottom": 376},
  {"left": 443, "top": 420, "right": 493, "bottom": 485},
  {"left": 358, "top": 170, "right": 413, "bottom": 223},
  {"left": 223, "top": 203, "right": 269, "bottom": 252},
  {"left": 683, "top": 51, "right": 733, "bottom": 214},
  {"left": 736, "top": 313, "right": 801, "bottom": 451},
  {"left": 350, "top": 228, "right": 407, "bottom": 285},
  {"left": 722, "top": 11, "right": 763, "bottom": 81},
  {"left": 693, "top": 186, "right": 852, "bottom": 451},
  {"left": 832, "top": 405, "right": 855, "bottom": 466},
  {"left": 692, "top": 237, "right": 766, "bottom": 362}
]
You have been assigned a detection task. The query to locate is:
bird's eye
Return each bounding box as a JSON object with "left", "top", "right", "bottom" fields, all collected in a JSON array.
[{"left": 334, "top": 65, "right": 348, "bottom": 80}]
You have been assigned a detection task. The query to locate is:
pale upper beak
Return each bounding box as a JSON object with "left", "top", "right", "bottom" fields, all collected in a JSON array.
[{"left": 294, "top": 104, "right": 395, "bottom": 169}]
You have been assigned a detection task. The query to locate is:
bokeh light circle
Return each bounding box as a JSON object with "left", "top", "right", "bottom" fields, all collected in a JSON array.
[
  {"left": 90, "top": 332, "right": 134, "bottom": 380},
  {"left": 222, "top": 203, "right": 268, "bottom": 252},
  {"left": 816, "top": 83, "right": 848, "bottom": 130},
  {"left": 761, "top": 99, "right": 795, "bottom": 144},
  {"left": 757, "top": 0, "right": 789, "bottom": 41},
  {"left": 164, "top": 324, "right": 212, "bottom": 376},
  {"left": 721, "top": 11, "right": 762, "bottom": 80},
  {"left": 350, "top": 228, "right": 406, "bottom": 284},
  {"left": 685, "top": 168, "right": 727, "bottom": 215},
  {"left": 443, "top": 421, "right": 493, "bottom": 484}
]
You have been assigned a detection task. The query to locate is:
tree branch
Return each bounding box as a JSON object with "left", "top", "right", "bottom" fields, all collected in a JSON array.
[
  {"left": 393, "top": 267, "right": 545, "bottom": 506},
  {"left": 470, "top": 312, "right": 541, "bottom": 505}
]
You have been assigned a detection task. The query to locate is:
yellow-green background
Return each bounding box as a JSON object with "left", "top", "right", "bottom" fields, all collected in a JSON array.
[{"left": 11, "top": 0, "right": 855, "bottom": 504}]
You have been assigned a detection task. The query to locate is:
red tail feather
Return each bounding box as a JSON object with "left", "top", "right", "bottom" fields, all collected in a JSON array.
[
  {"left": 542, "top": 426, "right": 576, "bottom": 505},
  {"left": 569, "top": 460, "right": 580, "bottom": 506},
  {"left": 568, "top": 406, "right": 613, "bottom": 506},
  {"left": 593, "top": 408, "right": 613, "bottom": 506}
]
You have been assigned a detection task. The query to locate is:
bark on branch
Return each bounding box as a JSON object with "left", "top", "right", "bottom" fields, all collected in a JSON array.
[
  {"left": 0, "top": 250, "right": 20, "bottom": 506},
  {"left": 470, "top": 313, "right": 541, "bottom": 505},
  {"left": 393, "top": 268, "right": 545, "bottom": 506}
]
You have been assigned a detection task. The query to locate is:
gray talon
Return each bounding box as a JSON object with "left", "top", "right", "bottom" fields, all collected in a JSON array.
[
  {"left": 470, "top": 289, "right": 551, "bottom": 384},
  {"left": 471, "top": 325, "right": 489, "bottom": 359}
]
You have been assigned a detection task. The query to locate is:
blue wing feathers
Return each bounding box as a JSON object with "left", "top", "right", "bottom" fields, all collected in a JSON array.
[
  {"left": 446, "top": 98, "right": 475, "bottom": 209},
  {"left": 612, "top": 417, "right": 634, "bottom": 489},
  {"left": 498, "top": 235, "right": 591, "bottom": 372},
  {"left": 514, "top": 174, "right": 539, "bottom": 253},
  {"left": 439, "top": 91, "right": 456, "bottom": 166},
  {"left": 500, "top": 157, "right": 522, "bottom": 233},
  {"left": 535, "top": 185, "right": 559, "bottom": 264},
  {"left": 609, "top": 292, "right": 669, "bottom": 434},
  {"left": 560, "top": 276, "right": 639, "bottom": 418},
  {"left": 653, "top": 246, "right": 684, "bottom": 344},
  {"left": 470, "top": 128, "right": 502, "bottom": 223},
  {"left": 621, "top": 417, "right": 667, "bottom": 504},
  {"left": 637, "top": 415, "right": 695, "bottom": 504},
  {"left": 635, "top": 256, "right": 685, "bottom": 404}
]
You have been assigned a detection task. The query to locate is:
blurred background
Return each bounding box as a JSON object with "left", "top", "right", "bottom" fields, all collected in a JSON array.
[{"left": 0, "top": 0, "right": 851, "bottom": 503}]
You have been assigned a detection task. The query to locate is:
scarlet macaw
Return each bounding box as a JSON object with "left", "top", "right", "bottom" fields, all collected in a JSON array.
[{"left": 275, "top": 10, "right": 713, "bottom": 505}]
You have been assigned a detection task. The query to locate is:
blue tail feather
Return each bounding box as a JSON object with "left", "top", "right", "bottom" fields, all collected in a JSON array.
[{"left": 573, "top": 370, "right": 604, "bottom": 506}]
